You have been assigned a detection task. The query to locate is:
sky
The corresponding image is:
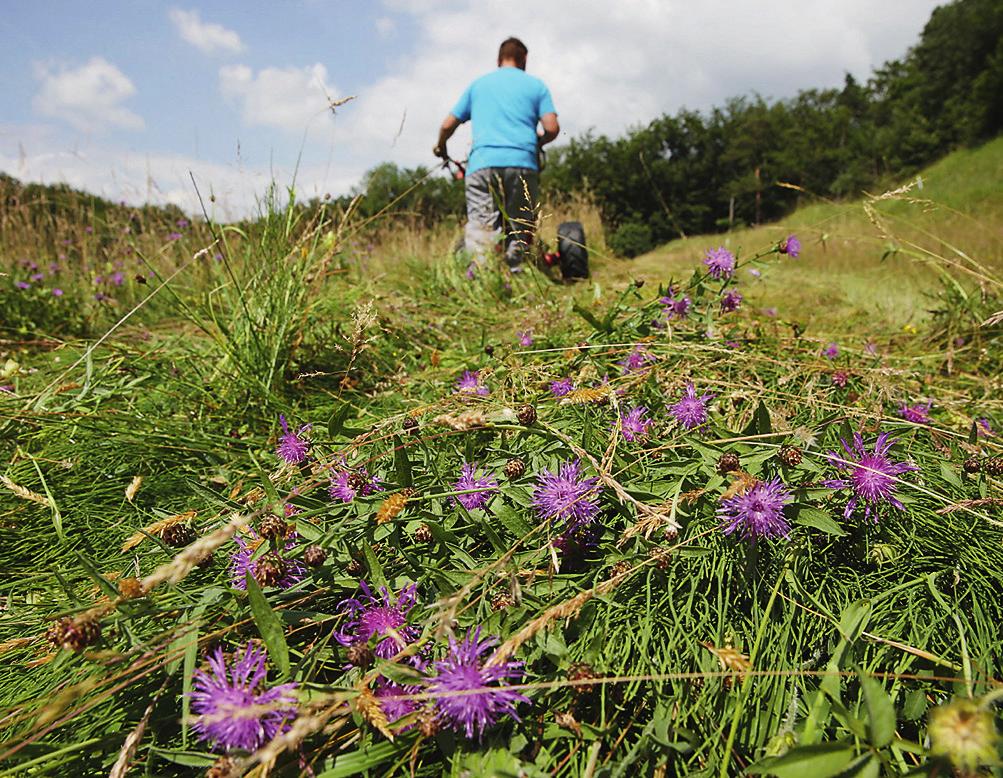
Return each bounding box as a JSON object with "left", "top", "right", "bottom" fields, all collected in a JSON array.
[{"left": 0, "top": 0, "right": 943, "bottom": 219}]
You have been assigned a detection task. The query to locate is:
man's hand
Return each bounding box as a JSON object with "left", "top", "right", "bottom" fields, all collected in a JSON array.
[
  {"left": 433, "top": 143, "right": 448, "bottom": 160},
  {"left": 435, "top": 114, "right": 461, "bottom": 161}
]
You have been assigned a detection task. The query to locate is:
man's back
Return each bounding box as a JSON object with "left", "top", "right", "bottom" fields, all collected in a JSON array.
[{"left": 451, "top": 66, "right": 555, "bottom": 173}]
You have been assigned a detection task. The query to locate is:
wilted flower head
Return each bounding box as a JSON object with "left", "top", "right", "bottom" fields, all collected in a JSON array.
[
  {"left": 928, "top": 698, "right": 1001, "bottom": 773},
  {"left": 670, "top": 383, "right": 715, "bottom": 430},
  {"left": 779, "top": 234, "right": 801, "bottom": 258},
  {"left": 550, "top": 377, "right": 575, "bottom": 397},
  {"left": 899, "top": 402, "right": 931, "bottom": 425},
  {"left": 720, "top": 288, "right": 743, "bottom": 313},
  {"left": 191, "top": 642, "right": 298, "bottom": 752},
  {"left": 329, "top": 466, "right": 381, "bottom": 503},
  {"left": 703, "top": 247, "right": 735, "bottom": 280},
  {"left": 616, "top": 405, "right": 654, "bottom": 442},
  {"left": 617, "top": 344, "right": 654, "bottom": 374},
  {"left": 718, "top": 478, "right": 792, "bottom": 541},
  {"left": 453, "top": 462, "right": 498, "bottom": 510},
  {"left": 230, "top": 533, "right": 305, "bottom": 591},
  {"left": 822, "top": 343, "right": 839, "bottom": 359},
  {"left": 831, "top": 370, "right": 849, "bottom": 388},
  {"left": 276, "top": 415, "right": 310, "bottom": 464},
  {"left": 455, "top": 370, "right": 489, "bottom": 396},
  {"left": 532, "top": 459, "right": 601, "bottom": 527},
  {"left": 428, "top": 627, "right": 528, "bottom": 740},
  {"left": 822, "top": 432, "right": 918, "bottom": 522},
  {"left": 335, "top": 582, "right": 419, "bottom": 660}
]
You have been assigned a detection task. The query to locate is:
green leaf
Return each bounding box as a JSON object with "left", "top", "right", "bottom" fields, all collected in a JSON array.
[
  {"left": 327, "top": 403, "right": 353, "bottom": 438},
  {"left": 860, "top": 673, "right": 896, "bottom": 748},
  {"left": 393, "top": 435, "right": 412, "bottom": 487},
  {"left": 572, "top": 302, "right": 610, "bottom": 332},
  {"left": 362, "top": 541, "right": 387, "bottom": 590},
  {"left": 838, "top": 599, "right": 871, "bottom": 644},
  {"left": 245, "top": 573, "right": 291, "bottom": 680},
  {"left": 73, "top": 551, "right": 120, "bottom": 600},
  {"left": 968, "top": 421, "right": 979, "bottom": 445},
  {"left": 494, "top": 505, "right": 532, "bottom": 538},
  {"left": 316, "top": 740, "right": 400, "bottom": 777},
  {"left": 939, "top": 461, "right": 962, "bottom": 488},
  {"left": 794, "top": 507, "right": 846, "bottom": 536},
  {"left": 747, "top": 742, "right": 856, "bottom": 777},
  {"left": 149, "top": 748, "right": 216, "bottom": 768},
  {"left": 903, "top": 688, "right": 928, "bottom": 720}
]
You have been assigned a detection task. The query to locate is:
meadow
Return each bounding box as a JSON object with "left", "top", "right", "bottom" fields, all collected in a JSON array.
[{"left": 0, "top": 138, "right": 1002, "bottom": 777}]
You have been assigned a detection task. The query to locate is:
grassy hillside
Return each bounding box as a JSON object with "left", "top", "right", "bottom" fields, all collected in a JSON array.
[{"left": 595, "top": 136, "right": 1003, "bottom": 333}]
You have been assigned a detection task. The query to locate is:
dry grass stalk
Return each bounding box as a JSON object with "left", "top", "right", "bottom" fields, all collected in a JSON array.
[
  {"left": 354, "top": 678, "right": 394, "bottom": 741},
  {"left": 124, "top": 475, "right": 143, "bottom": 503},
  {"left": 108, "top": 695, "right": 157, "bottom": 778},
  {"left": 121, "top": 511, "right": 197, "bottom": 552},
  {"left": 375, "top": 490, "right": 411, "bottom": 525},
  {"left": 432, "top": 409, "right": 491, "bottom": 430},
  {"left": 560, "top": 386, "right": 611, "bottom": 405},
  {"left": 0, "top": 475, "right": 49, "bottom": 505},
  {"left": 140, "top": 513, "right": 248, "bottom": 591},
  {"left": 0, "top": 637, "right": 34, "bottom": 656},
  {"left": 936, "top": 498, "right": 1003, "bottom": 514},
  {"left": 702, "top": 642, "right": 752, "bottom": 676}
]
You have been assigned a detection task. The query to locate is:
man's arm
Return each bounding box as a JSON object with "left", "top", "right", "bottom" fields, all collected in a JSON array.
[
  {"left": 433, "top": 114, "right": 461, "bottom": 159},
  {"left": 538, "top": 112, "right": 560, "bottom": 146}
]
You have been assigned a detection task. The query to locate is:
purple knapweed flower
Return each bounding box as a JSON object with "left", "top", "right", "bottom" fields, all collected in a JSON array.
[
  {"left": 167, "top": 231, "right": 183, "bottom": 241},
  {"left": 177, "top": 218, "right": 190, "bottom": 229},
  {"left": 831, "top": 370, "right": 849, "bottom": 388},
  {"left": 822, "top": 343, "right": 839, "bottom": 359},
  {"left": 899, "top": 402, "right": 932, "bottom": 425},
  {"left": 51, "top": 288, "right": 64, "bottom": 297},
  {"left": 748, "top": 268, "right": 762, "bottom": 279},
  {"left": 453, "top": 462, "right": 498, "bottom": 511},
  {"left": 230, "top": 533, "right": 305, "bottom": 591},
  {"left": 659, "top": 293, "right": 692, "bottom": 320},
  {"left": 617, "top": 344, "right": 654, "bottom": 374},
  {"left": 550, "top": 377, "right": 575, "bottom": 397},
  {"left": 976, "top": 418, "right": 994, "bottom": 438},
  {"left": 763, "top": 307, "right": 779, "bottom": 317},
  {"left": 375, "top": 678, "right": 421, "bottom": 728},
  {"left": 864, "top": 342, "right": 879, "bottom": 356},
  {"left": 616, "top": 405, "right": 654, "bottom": 442},
  {"left": 428, "top": 627, "right": 528, "bottom": 740},
  {"left": 110, "top": 271, "right": 124, "bottom": 286},
  {"left": 328, "top": 466, "right": 381, "bottom": 503},
  {"left": 335, "top": 582, "right": 419, "bottom": 660},
  {"left": 718, "top": 478, "right": 792, "bottom": 541},
  {"left": 465, "top": 263, "right": 477, "bottom": 280},
  {"left": 720, "top": 288, "right": 743, "bottom": 313},
  {"left": 822, "top": 432, "right": 918, "bottom": 522},
  {"left": 190, "top": 642, "right": 298, "bottom": 753},
  {"left": 275, "top": 414, "right": 310, "bottom": 464},
  {"left": 670, "top": 383, "right": 715, "bottom": 430},
  {"left": 15, "top": 281, "right": 30, "bottom": 290},
  {"left": 30, "top": 272, "right": 44, "bottom": 282},
  {"left": 704, "top": 247, "right": 736, "bottom": 280},
  {"left": 0, "top": 385, "right": 13, "bottom": 394},
  {"left": 532, "top": 459, "right": 601, "bottom": 528},
  {"left": 455, "top": 370, "right": 489, "bottom": 396},
  {"left": 517, "top": 330, "right": 534, "bottom": 347},
  {"left": 779, "top": 234, "right": 801, "bottom": 258}
]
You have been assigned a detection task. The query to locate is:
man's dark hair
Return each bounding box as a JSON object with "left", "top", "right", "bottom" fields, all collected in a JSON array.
[{"left": 498, "top": 37, "right": 528, "bottom": 70}]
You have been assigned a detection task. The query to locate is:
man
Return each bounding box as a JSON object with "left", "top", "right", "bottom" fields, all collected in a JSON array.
[{"left": 434, "top": 37, "right": 560, "bottom": 269}]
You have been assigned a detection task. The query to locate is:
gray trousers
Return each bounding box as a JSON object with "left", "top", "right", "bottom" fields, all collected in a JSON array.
[{"left": 464, "top": 167, "right": 539, "bottom": 267}]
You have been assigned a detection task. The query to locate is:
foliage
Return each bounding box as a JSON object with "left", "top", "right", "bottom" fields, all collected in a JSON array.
[
  {"left": 607, "top": 220, "right": 654, "bottom": 258},
  {"left": 543, "top": 0, "right": 1003, "bottom": 248}
]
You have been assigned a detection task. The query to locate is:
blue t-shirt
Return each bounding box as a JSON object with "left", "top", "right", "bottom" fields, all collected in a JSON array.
[{"left": 450, "top": 66, "right": 557, "bottom": 173}]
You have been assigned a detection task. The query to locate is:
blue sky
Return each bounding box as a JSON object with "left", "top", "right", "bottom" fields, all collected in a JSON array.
[{"left": 0, "top": 1, "right": 942, "bottom": 217}]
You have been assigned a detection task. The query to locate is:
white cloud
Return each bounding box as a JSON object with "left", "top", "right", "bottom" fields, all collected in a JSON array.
[
  {"left": 337, "top": 0, "right": 941, "bottom": 171},
  {"left": 0, "top": 126, "right": 358, "bottom": 219},
  {"left": 375, "top": 17, "right": 397, "bottom": 38},
  {"left": 32, "top": 57, "right": 144, "bottom": 132},
  {"left": 169, "top": 8, "right": 244, "bottom": 55},
  {"left": 219, "top": 63, "right": 335, "bottom": 132}
]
